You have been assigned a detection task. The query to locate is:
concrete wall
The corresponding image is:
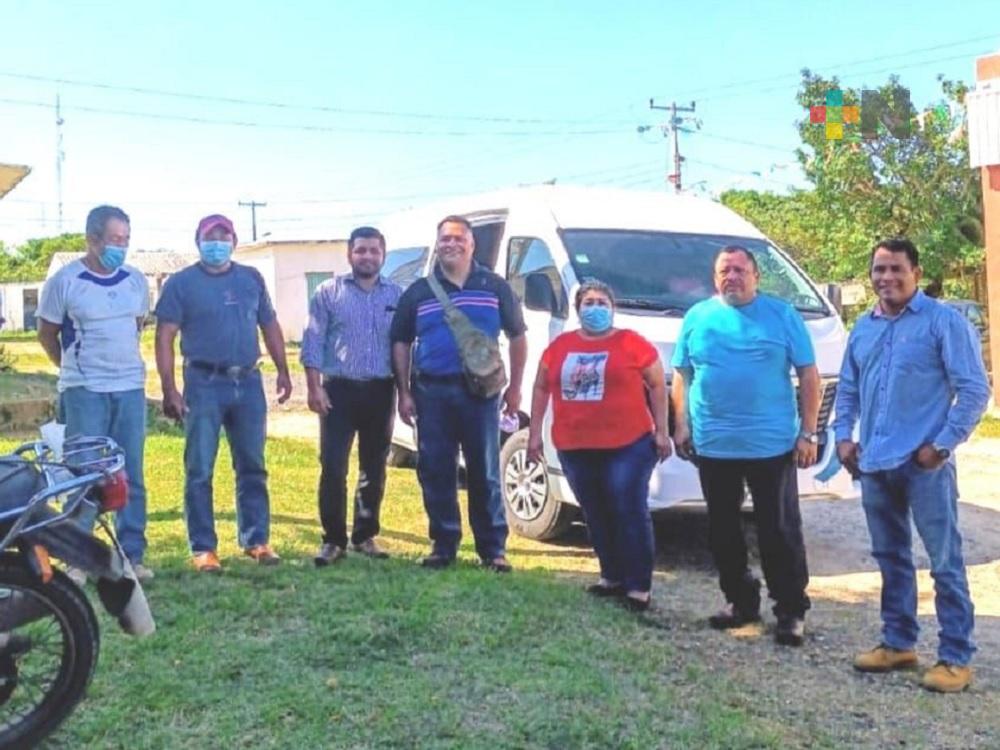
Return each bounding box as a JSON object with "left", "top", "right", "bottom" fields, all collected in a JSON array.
[
  {"left": 235, "top": 241, "right": 349, "bottom": 341},
  {"left": 977, "top": 53, "right": 1000, "bottom": 404}
]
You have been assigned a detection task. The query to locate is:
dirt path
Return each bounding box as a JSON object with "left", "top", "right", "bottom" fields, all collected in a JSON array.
[{"left": 643, "top": 437, "right": 1000, "bottom": 749}]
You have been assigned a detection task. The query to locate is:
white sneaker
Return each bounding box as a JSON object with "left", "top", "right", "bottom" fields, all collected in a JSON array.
[
  {"left": 132, "top": 563, "right": 155, "bottom": 583},
  {"left": 65, "top": 566, "right": 88, "bottom": 587}
]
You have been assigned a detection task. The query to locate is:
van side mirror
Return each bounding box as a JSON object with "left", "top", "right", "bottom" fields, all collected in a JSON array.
[
  {"left": 524, "top": 272, "right": 560, "bottom": 315},
  {"left": 824, "top": 283, "right": 843, "bottom": 316}
]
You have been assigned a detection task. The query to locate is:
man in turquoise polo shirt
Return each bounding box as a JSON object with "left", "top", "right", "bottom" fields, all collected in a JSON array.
[{"left": 671, "top": 245, "right": 821, "bottom": 646}]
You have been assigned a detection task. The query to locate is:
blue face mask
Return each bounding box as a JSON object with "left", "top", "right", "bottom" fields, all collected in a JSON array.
[
  {"left": 99, "top": 245, "right": 127, "bottom": 271},
  {"left": 199, "top": 240, "right": 233, "bottom": 267},
  {"left": 579, "top": 304, "right": 613, "bottom": 333}
]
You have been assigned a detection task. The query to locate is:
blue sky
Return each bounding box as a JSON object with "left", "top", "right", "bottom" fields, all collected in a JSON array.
[{"left": 1, "top": 0, "right": 998, "bottom": 251}]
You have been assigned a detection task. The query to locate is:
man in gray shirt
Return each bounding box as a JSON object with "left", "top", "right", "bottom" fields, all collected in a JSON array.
[
  {"left": 155, "top": 213, "right": 292, "bottom": 573},
  {"left": 301, "top": 226, "right": 402, "bottom": 565}
]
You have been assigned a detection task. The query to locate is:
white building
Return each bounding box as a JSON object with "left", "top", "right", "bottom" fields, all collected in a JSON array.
[
  {"left": 0, "top": 281, "right": 43, "bottom": 331},
  {"left": 234, "top": 240, "right": 349, "bottom": 342}
]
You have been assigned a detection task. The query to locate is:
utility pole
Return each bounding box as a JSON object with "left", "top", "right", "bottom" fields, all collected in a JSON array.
[
  {"left": 55, "top": 94, "right": 65, "bottom": 231},
  {"left": 649, "top": 99, "right": 697, "bottom": 193},
  {"left": 238, "top": 200, "right": 267, "bottom": 241}
]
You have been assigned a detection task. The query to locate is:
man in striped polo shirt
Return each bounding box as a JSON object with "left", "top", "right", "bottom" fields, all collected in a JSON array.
[
  {"left": 301, "top": 226, "right": 402, "bottom": 565},
  {"left": 391, "top": 215, "right": 527, "bottom": 572}
]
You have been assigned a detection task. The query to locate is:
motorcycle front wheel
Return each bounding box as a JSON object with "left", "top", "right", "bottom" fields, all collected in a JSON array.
[{"left": 0, "top": 556, "right": 99, "bottom": 749}]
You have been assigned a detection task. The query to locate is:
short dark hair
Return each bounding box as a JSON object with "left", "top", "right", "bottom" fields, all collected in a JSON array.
[
  {"left": 436, "top": 214, "right": 472, "bottom": 234},
  {"left": 714, "top": 245, "right": 758, "bottom": 273},
  {"left": 86, "top": 205, "right": 130, "bottom": 240},
  {"left": 871, "top": 238, "right": 919, "bottom": 268},
  {"left": 348, "top": 225, "right": 385, "bottom": 250},
  {"left": 574, "top": 278, "right": 615, "bottom": 310}
]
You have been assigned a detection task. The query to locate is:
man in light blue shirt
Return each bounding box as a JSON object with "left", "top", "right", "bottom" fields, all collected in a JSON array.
[
  {"left": 834, "top": 238, "right": 990, "bottom": 693},
  {"left": 672, "top": 245, "right": 821, "bottom": 647}
]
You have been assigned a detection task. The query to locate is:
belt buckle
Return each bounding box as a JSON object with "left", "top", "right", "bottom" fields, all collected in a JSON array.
[{"left": 225, "top": 365, "right": 243, "bottom": 379}]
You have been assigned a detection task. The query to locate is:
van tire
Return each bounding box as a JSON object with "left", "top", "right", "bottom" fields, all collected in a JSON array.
[{"left": 500, "top": 428, "right": 573, "bottom": 541}]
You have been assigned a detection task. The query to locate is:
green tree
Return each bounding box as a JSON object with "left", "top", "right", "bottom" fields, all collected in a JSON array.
[
  {"left": 0, "top": 233, "right": 85, "bottom": 282},
  {"left": 721, "top": 72, "right": 982, "bottom": 293}
]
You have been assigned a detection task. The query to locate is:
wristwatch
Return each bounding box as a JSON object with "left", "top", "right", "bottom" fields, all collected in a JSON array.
[
  {"left": 799, "top": 430, "right": 819, "bottom": 444},
  {"left": 932, "top": 444, "right": 951, "bottom": 460}
]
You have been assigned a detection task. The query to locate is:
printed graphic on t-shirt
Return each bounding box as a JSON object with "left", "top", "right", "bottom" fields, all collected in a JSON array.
[{"left": 561, "top": 352, "right": 608, "bottom": 401}]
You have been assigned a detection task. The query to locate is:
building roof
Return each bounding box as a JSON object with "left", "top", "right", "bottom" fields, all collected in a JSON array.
[
  {"left": 47, "top": 250, "right": 197, "bottom": 277},
  {"left": 0, "top": 163, "right": 31, "bottom": 200}
]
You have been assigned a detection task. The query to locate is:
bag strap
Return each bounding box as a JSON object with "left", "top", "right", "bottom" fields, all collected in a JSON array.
[
  {"left": 425, "top": 267, "right": 454, "bottom": 312},
  {"left": 426, "top": 266, "right": 475, "bottom": 335}
]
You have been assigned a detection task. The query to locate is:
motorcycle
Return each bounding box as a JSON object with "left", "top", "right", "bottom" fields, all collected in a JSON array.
[{"left": 0, "top": 435, "right": 154, "bottom": 748}]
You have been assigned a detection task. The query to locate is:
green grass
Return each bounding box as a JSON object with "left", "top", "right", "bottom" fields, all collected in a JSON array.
[
  {"left": 0, "top": 330, "right": 41, "bottom": 342},
  {"left": 0, "top": 432, "right": 791, "bottom": 749},
  {"left": 0, "top": 332, "right": 302, "bottom": 402},
  {"left": 0, "top": 371, "right": 57, "bottom": 401}
]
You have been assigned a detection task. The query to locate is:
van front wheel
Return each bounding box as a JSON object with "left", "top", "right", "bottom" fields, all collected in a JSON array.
[{"left": 500, "top": 428, "right": 573, "bottom": 541}]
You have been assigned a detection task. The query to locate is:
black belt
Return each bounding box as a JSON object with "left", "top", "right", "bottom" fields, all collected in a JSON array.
[
  {"left": 415, "top": 372, "right": 465, "bottom": 384},
  {"left": 324, "top": 376, "right": 394, "bottom": 386},
  {"left": 186, "top": 361, "right": 259, "bottom": 377}
]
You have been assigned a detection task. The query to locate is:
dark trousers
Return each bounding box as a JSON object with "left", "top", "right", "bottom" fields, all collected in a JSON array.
[
  {"left": 558, "top": 434, "right": 658, "bottom": 593},
  {"left": 318, "top": 377, "right": 395, "bottom": 548},
  {"left": 413, "top": 377, "right": 508, "bottom": 561},
  {"left": 697, "top": 452, "right": 810, "bottom": 618}
]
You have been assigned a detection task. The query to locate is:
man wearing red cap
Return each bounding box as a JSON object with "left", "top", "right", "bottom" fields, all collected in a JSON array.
[{"left": 154, "top": 214, "right": 292, "bottom": 572}]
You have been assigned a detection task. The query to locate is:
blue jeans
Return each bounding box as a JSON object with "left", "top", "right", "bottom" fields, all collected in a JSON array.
[
  {"left": 558, "top": 434, "right": 658, "bottom": 593},
  {"left": 413, "top": 377, "right": 507, "bottom": 561},
  {"left": 860, "top": 459, "right": 975, "bottom": 665},
  {"left": 60, "top": 387, "right": 148, "bottom": 564},
  {"left": 183, "top": 367, "right": 270, "bottom": 553}
]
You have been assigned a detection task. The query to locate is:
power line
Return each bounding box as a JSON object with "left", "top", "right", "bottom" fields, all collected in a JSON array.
[
  {"left": 0, "top": 96, "right": 626, "bottom": 138},
  {"left": 666, "top": 33, "right": 999, "bottom": 100},
  {"left": 0, "top": 69, "right": 634, "bottom": 127},
  {"left": 698, "top": 50, "right": 994, "bottom": 104},
  {"left": 698, "top": 131, "right": 795, "bottom": 153}
]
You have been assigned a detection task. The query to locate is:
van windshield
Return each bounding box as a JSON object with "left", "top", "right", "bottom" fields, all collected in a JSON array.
[{"left": 562, "top": 230, "right": 829, "bottom": 316}]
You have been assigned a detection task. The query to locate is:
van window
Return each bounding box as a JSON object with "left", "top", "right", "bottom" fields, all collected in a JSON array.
[
  {"left": 507, "top": 237, "right": 568, "bottom": 318},
  {"left": 471, "top": 222, "right": 505, "bottom": 270},
  {"left": 562, "top": 230, "right": 828, "bottom": 316},
  {"left": 383, "top": 246, "right": 428, "bottom": 289}
]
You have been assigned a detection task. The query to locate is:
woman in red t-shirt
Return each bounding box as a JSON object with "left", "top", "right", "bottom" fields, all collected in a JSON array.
[{"left": 527, "top": 279, "right": 670, "bottom": 611}]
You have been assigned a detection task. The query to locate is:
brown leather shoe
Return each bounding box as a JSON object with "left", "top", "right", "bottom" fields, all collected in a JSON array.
[
  {"left": 853, "top": 645, "right": 919, "bottom": 673},
  {"left": 192, "top": 551, "right": 222, "bottom": 573},
  {"left": 350, "top": 538, "right": 389, "bottom": 559},
  {"left": 314, "top": 543, "right": 346, "bottom": 567},
  {"left": 244, "top": 544, "right": 281, "bottom": 566},
  {"left": 922, "top": 662, "right": 972, "bottom": 693}
]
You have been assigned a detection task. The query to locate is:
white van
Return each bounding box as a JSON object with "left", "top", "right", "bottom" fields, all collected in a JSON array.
[{"left": 379, "top": 185, "right": 855, "bottom": 540}]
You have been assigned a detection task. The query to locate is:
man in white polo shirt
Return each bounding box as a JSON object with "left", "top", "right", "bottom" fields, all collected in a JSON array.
[{"left": 37, "top": 204, "right": 152, "bottom": 581}]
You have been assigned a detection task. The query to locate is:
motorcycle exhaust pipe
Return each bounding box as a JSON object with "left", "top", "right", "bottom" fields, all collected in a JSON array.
[{"left": 95, "top": 560, "right": 155, "bottom": 637}]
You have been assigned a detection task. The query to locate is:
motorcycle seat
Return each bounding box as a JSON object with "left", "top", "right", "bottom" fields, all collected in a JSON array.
[{"left": 0, "top": 458, "right": 46, "bottom": 511}]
